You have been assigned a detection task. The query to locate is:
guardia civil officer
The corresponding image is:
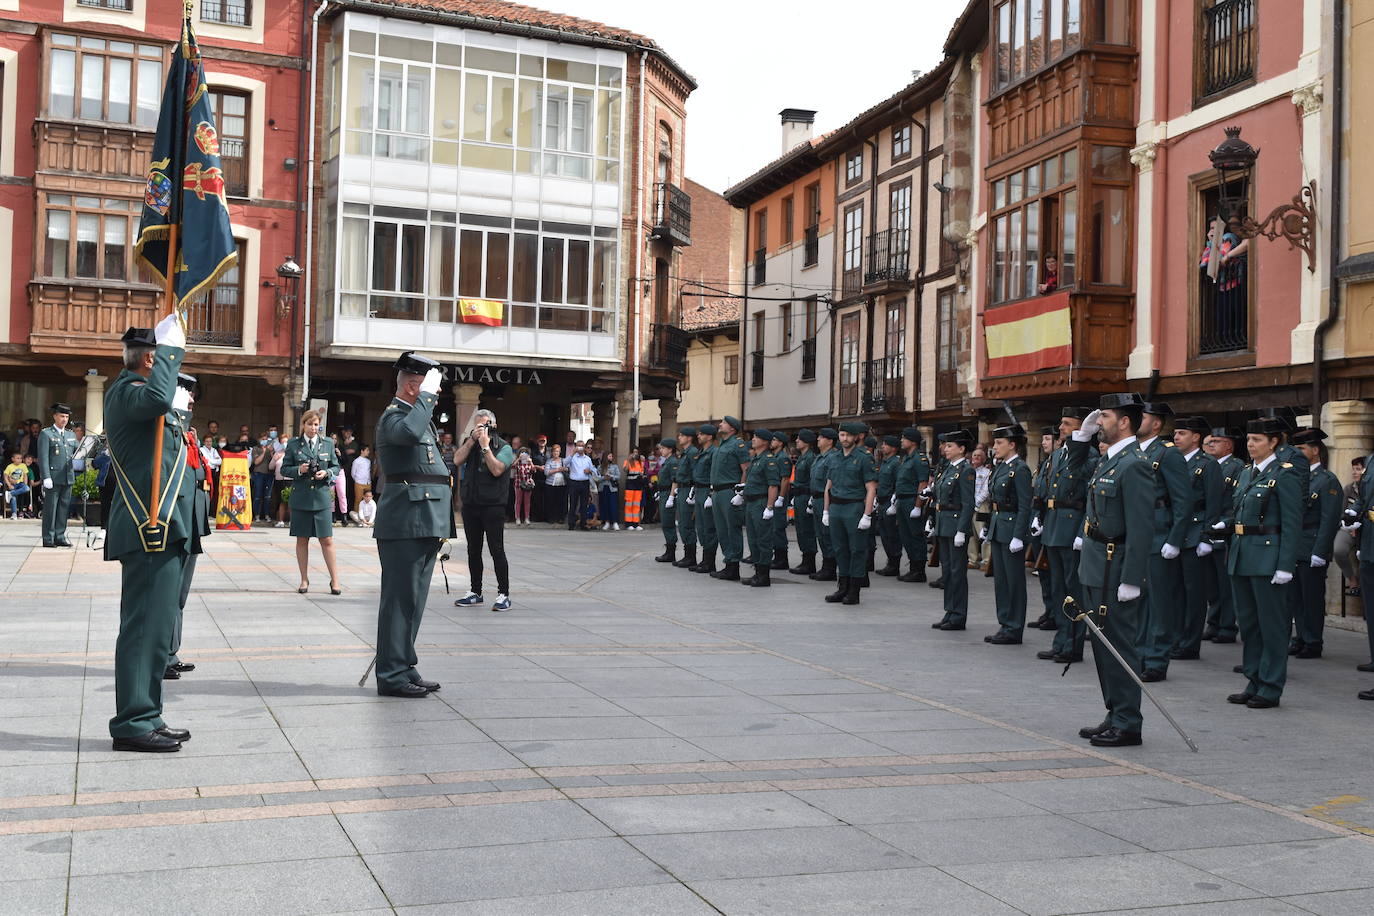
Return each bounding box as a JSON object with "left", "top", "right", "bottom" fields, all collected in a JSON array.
[
  {"left": 789, "top": 429, "right": 819, "bottom": 576},
  {"left": 654, "top": 438, "right": 681, "bottom": 563},
  {"left": 168, "top": 373, "right": 208, "bottom": 681},
  {"left": 984, "top": 425, "right": 1032, "bottom": 644},
  {"left": 741, "top": 429, "right": 781, "bottom": 587},
  {"left": 822, "top": 421, "right": 877, "bottom": 605},
  {"left": 1029, "top": 426, "right": 1058, "bottom": 630},
  {"left": 689, "top": 424, "right": 719, "bottom": 574},
  {"left": 1344, "top": 441, "right": 1374, "bottom": 685},
  {"left": 1075, "top": 396, "right": 1152, "bottom": 748},
  {"left": 1165, "top": 416, "right": 1224, "bottom": 661},
  {"left": 894, "top": 427, "right": 930, "bottom": 582},
  {"left": 1222, "top": 416, "right": 1303, "bottom": 708},
  {"left": 670, "top": 427, "right": 699, "bottom": 568},
  {"left": 372, "top": 352, "right": 450, "bottom": 698},
  {"left": 284, "top": 409, "right": 342, "bottom": 594},
  {"left": 708, "top": 416, "right": 750, "bottom": 581},
  {"left": 808, "top": 428, "right": 840, "bottom": 581},
  {"left": 38, "top": 402, "right": 78, "bottom": 548},
  {"left": 1135, "top": 401, "right": 1191, "bottom": 682},
  {"left": 1202, "top": 427, "right": 1246, "bottom": 643},
  {"left": 929, "top": 429, "right": 976, "bottom": 629},
  {"left": 1287, "top": 428, "right": 1341, "bottom": 658},
  {"left": 876, "top": 435, "right": 904, "bottom": 577},
  {"left": 1034, "top": 408, "right": 1092, "bottom": 664},
  {"left": 768, "top": 430, "right": 792, "bottom": 570},
  {"left": 105, "top": 320, "right": 195, "bottom": 752}
]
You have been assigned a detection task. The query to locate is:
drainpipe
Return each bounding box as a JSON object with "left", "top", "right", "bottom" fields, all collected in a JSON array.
[
  {"left": 740, "top": 209, "right": 750, "bottom": 424},
  {"left": 302, "top": 0, "right": 329, "bottom": 416},
  {"left": 861, "top": 135, "right": 879, "bottom": 410},
  {"left": 1312, "top": 0, "right": 1344, "bottom": 415},
  {"left": 911, "top": 111, "right": 929, "bottom": 418},
  {"left": 632, "top": 49, "right": 647, "bottom": 445}
]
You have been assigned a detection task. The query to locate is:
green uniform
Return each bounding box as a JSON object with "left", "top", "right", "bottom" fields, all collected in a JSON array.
[
  {"left": 1137, "top": 436, "right": 1192, "bottom": 675},
  {"left": 675, "top": 445, "right": 697, "bottom": 547},
  {"left": 172, "top": 417, "right": 211, "bottom": 669},
  {"left": 1353, "top": 457, "right": 1374, "bottom": 665},
  {"left": 372, "top": 392, "right": 452, "bottom": 694},
  {"left": 1080, "top": 439, "right": 1153, "bottom": 733},
  {"left": 986, "top": 455, "right": 1033, "bottom": 638},
  {"left": 743, "top": 449, "right": 781, "bottom": 567},
  {"left": 658, "top": 453, "right": 681, "bottom": 545},
  {"left": 877, "top": 454, "right": 902, "bottom": 566},
  {"left": 692, "top": 442, "right": 717, "bottom": 551},
  {"left": 1225, "top": 455, "right": 1303, "bottom": 702},
  {"left": 932, "top": 458, "right": 976, "bottom": 625},
  {"left": 1029, "top": 453, "right": 1055, "bottom": 620},
  {"left": 1171, "top": 450, "right": 1225, "bottom": 658},
  {"left": 810, "top": 447, "right": 837, "bottom": 561},
  {"left": 1042, "top": 439, "right": 1092, "bottom": 658},
  {"left": 1205, "top": 453, "right": 1246, "bottom": 640},
  {"left": 710, "top": 432, "right": 750, "bottom": 564},
  {"left": 792, "top": 449, "right": 818, "bottom": 556},
  {"left": 38, "top": 423, "right": 78, "bottom": 546},
  {"left": 826, "top": 444, "right": 876, "bottom": 579},
  {"left": 894, "top": 448, "right": 930, "bottom": 574},
  {"left": 1288, "top": 463, "right": 1341, "bottom": 653},
  {"left": 284, "top": 434, "right": 340, "bottom": 538},
  {"left": 769, "top": 448, "right": 791, "bottom": 563},
  {"left": 104, "top": 343, "right": 193, "bottom": 739}
]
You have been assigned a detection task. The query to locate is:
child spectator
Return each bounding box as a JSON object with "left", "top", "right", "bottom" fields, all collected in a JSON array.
[
  {"left": 4, "top": 452, "right": 30, "bottom": 519},
  {"left": 356, "top": 488, "right": 376, "bottom": 527},
  {"left": 512, "top": 447, "right": 535, "bottom": 526}
]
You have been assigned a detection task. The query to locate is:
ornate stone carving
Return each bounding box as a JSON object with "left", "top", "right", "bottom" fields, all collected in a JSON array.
[
  {"left": 969, "top": 53, "right": 982, "bottom": 75},
  {"left": 1291, "top": 82, "right": 1323, "bottom": 116},
  {"left": 1129, "top": 141, "right": 1159, "bottom": 172}
]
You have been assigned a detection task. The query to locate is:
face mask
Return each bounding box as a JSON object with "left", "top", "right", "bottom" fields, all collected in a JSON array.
[{"left": 268, "top": 430, "right": 278, "bottom": 438}]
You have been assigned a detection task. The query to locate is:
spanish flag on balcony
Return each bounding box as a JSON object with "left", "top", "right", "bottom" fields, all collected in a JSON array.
[
  {"left": 459, "top": 298, "right": 504, "bottom": 327},
  {"left": 983, "top": 291, "right": 1072, "bottom": 376}
]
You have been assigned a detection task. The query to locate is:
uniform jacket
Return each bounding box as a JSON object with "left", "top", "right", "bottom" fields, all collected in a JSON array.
[
  {"left": 827, "top": 446, "right": 877, "bottom": 502},
  {"left": 1357, "top": 456, "right": 1374, "bottom": 562},
  {"left": 877, "top": 454, "right": 901, "bottom": 502},
  {"left": 1140, "top": 437, "right": 1192, "bottom": 550},
  {"left": 284, "top": 435, "right": 340, "bottom": 512},
  {"left": 769, "top": 449, "right": 792, "bottom": 497},
  {"left": 933, "top": 458, "right": 975, "bottom": 538},
  {"left": 691, "top": 444, "right": 715, "bottom": 487},
  {"left": 986, "top": 456, "right": 1032, "bottom": 543},
  {"left": 1033, "top": 453, "right": 1052, "bottom": 512},
  {"left": 1178, "top": 450, "right": 1225, "bottom": 549},
  {"left": 1079, "top": 441, "right": 1153, "bottom": 590},
  {"left": 1225, "top": 456, "right": 1303, "bottom": 577},
  {"left": 371, "top": 392, "right": 452, "bottom": 540},
  {"left": 1042, "top": 440, "right": 1092, "bottom": 548},
  {"left": 895, "top": 449, "right": 930, "bottom": 497},
  {"left": 675, "top": 445, "right": 697, "bottom": 491},
  {"left": 1297, "top": 464, "right": 1341, "bottom": 562},
  {"left": 809, "top": 447, "right": 836, "bottom": 500},
  {"left": 793, "top": 450, "right": 816, "bottom": 497},
  {"left": 102, "top": 344, "right": 194, "bottom": 560},
  {"left": 744, "top": 449, "right": 782, "bottom": 496},
  {"left": 37, "top": 425, "right": 78, "bottom": 485},
  {"left": 709, "top": 433, "right": 750, "bottom": 487},
  {"left": 182, "top": 423, "right": 211, "bottom": 547},
  {"left": 657, "top": 454, "right": 680, "bottom": 491}
]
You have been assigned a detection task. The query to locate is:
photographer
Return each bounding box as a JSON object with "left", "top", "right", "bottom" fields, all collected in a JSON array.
[
  {"left": 453, "top": 409, "right": 515, "bottom": 612},
  {"left": 284, "top": 411, "right": 342, "bottom": 595}
]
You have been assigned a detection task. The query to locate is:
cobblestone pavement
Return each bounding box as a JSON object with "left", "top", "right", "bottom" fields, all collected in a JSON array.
[{"left": 2, "top": 518, "right": 1373, "bottom": 914}]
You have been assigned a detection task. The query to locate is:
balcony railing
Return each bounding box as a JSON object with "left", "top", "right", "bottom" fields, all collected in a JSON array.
[
  {"left": 187, "top": 288, "right": 244, "bottom": 347},
  {"left": 841, "top": 266, "right": 862, "bottom": 300},
  {"left": 750, "top": 349, "right": 764, "bottom": 388},
  {"left": 862, "top": 229, "right": 911, "bottom": 288},
  {"left": 800, "top": 336, "right": 817, "bottom": 380},
  {"left": 861, "top": 355, "right": 905, "bottom": 414},
  {"left": 651, "top": 181, "right": 692, "bottom": 246},
  {"left": 1198, "top": 261, "right": 1249, "bottom": 355},
  {"left": 803, "top": 225, "right": 819, "bottom": 266},
  {"left": 838, "top": 381, "right": 859, "bottom": 416},
  {"left": 752, "top": 248, "right": 766, "bottom": 286},
  {"left": 649, "top": 322, "right": 690, "bottom": 375},
  {"left": 1200, "top": 0, "right": 1255, "bottom": 99}
]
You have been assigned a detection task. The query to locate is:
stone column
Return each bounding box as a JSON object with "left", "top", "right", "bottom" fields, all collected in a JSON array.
[
  {"left": 83, "top": 373, "right": 107, "bottom": 434},
  {"left": 1322, "top": 399, "right": 1374, "bottom": 619},
  {"left": 658, "top": 398, "right": 679, "bottom": 440},
  {"left": 614, "top": 390, "right": 635, "bottom": 456},
  {"left": 593, "top": 400, "right": 614, "bottom": 449},
  {"left": 453, "top": 383, "right": 483, "bottom": 436}
]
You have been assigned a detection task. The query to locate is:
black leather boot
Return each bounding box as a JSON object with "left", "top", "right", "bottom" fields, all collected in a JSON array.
[
  {"left": 825, "top": 576, "right": 850, "bottom": 603},
  {"left": 655, "top": 544, "right": 676, "bottom": 563},
  {"left": 674, "top": 545, "right": 697, "bottom": 568},
  {"left": 692, "top": 547, "right": 717, "bottom": 574},
  {"left": 811, "top": 558, "right": 837, "bottom": 581},
  {"left": 712, "top": 561, "right": 741, "bottom": 581},
  {"left": 770, "top": 548, "right": 789, "bottom": 570},
  {"left": 842, "top": 578, "right": 861, "bottom": 605},
  {"left": 789, "top": 553, "right": 816, "bottom": 576},
  {"left": 749, "top": 565, "right": 771, "bottom": 587},
  {"left": 876, "top": 558, "right": 901, "bottom": 576}
]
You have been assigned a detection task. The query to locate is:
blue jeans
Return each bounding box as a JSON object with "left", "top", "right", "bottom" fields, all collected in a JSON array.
[
  {"left": 599, "top": 488, "right": 620, "bottom": 525},
  {"left": 251, "top": 473, "right": 273, "bottom": 519},
  {"left": 6, "top": 483, "right": 29, "bottom": 516}
]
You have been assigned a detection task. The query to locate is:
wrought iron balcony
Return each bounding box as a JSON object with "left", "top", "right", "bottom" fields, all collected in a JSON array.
[
  {"left": 800, "top": 336, "right": 817, "bottom": 380},
  {"left": 861, "top": 355, "right": 905, "bottom": 414},
  {"left": 803, "top": 225, "right": 819, "bottom": 267},
  {"left": 649, "top": 322, "right": 690, "bottom": 375},
  {"left": 752, "top": 248, "right": 766, "bottom": 286},
  {"left": 1200, "top": 0, "right": 1255, "bottom": 99},
  {"left": 651, "top": 181, "right": 692, "bottom": 247},
  {"left": 841, "top": 266, "right": 863, "bottom": 300},
  {"left": 862, "top": 229, "right": 911, "bottom": 290}
]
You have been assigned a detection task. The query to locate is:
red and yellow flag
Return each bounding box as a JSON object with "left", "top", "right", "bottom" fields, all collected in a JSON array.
[
  {"left": 459, "top": 298, "right": 503, "bottom": 326},
  {"left": 984, "top": 291, "right": 1072, "bottom": 376}
]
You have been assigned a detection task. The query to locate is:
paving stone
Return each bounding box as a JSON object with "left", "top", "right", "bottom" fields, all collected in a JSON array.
[
  {"left": 397, "top": 883, "right": 718, "bottom": 915},
  {"left": 792, "top": 782, "right": 1047, "bottom": 825},
  {"left": 627, "top": 825, "right": 920, "bottom": 879},
  {"left": 0, "top": 878, "right": 67, "bottom": 916},
  {"left": 688, "top": 867, "right": 1021, "bottom": 914},
  {"left": 1071, "top": 802, "right": 1335, "bottom": 852},
  {"left": 0, "top": 834, "right": 72, "bottom": 881},
  {"left": 861, "top": 813, "right": 1142, "bottom": 864},
  {"left": 339, "top": 798, "right": 610, "bottom": 853},
  {"left": 984, "top": 773, "right": 1232, "bottom": 814},
  {"left": 578, "top": 791, "right": 840, "bottom": 835},
  {"left": 1166, "top": 837, "right": 1374, "bottom": 897},
  {"left": 497, "top": 737, "right": 717, "bottom": 767}
]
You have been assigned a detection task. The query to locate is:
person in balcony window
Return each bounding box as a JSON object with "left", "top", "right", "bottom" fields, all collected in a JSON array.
[
  {"left": 1037, "top": 253, "right": 1060, "bottom": 295},
  {"left": 1199, "top": 227, "right": 1250, "bottom": 292}
]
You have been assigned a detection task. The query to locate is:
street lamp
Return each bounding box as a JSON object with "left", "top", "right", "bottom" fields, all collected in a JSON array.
[
  {"left": 275, "top": 255, "right": 303, "bottom": 320},
  {"left": 1206, "top": 127, "right": 1317, "bottom": 273}
]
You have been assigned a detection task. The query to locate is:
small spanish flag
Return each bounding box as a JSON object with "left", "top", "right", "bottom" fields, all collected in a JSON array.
[
  {"left": 459, "top": 298, "right": 503, "bottom": 327},
  {"left": 983, "top": 290, "right": 1072, "bottom": 377}
]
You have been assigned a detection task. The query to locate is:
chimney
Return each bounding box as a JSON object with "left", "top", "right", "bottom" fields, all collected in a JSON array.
[{"left": 779, "top": 108, "right": 817, "bottom": 155}]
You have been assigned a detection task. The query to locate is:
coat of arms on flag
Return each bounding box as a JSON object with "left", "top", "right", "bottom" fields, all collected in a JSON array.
[{"left": 459, "top": 299, "right": 504, "bottom": 327}]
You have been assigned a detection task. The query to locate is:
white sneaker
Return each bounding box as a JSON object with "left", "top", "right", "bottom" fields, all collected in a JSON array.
[
  {"left": 613, "top": 523, "right": 620, "bottom": 531},
  {"left": 274, "top": 521, "right": 286, "bottom": 528}
]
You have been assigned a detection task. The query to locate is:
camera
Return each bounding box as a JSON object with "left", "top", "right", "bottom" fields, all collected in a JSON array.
[{"left": 304, "top": 460, "right": 321, "bottom": 481}]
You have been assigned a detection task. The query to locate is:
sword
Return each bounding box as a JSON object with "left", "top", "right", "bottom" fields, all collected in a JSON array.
[
  {"left": 1062, "top": 595, "right": 1199, "bottom": 753},
  {"left": 358, "top": 655, "right": 376, "bottom": 687}
]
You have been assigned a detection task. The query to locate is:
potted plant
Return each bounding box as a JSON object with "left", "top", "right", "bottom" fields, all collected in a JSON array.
[{"left": 73, "top": 467, "right": 102, "bottom": 527}]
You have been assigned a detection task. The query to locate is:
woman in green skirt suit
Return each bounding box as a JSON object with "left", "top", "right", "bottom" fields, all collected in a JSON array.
[{"left": 286, "top": 410, "right": 342, "bottom": 594}]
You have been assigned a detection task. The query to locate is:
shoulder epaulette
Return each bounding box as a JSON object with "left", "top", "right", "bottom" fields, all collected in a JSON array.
[
  {"left": 1163, "top": 442, "right": 1175, "bottom": 448},
  {"left": 1282, "top": 462, "right": 1293, "bottom": 469}
]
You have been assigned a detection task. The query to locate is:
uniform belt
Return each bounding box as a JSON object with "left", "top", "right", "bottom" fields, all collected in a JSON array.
[
  {"left": 1302, "top": 524, "right": 1319, "bottom": 531},
  {"left": 384, "top": 473, "right": 449, "bottom": 485},
  {"left": 975, "top": 511, "right": 990, "bottom": 522},
  {"left": 711, "top": 483, "right": 735, "bottom": 492},
  {"left": 896, "top": 491, "right": 918, "bottom": 498},
  {"left": 793, "top": 487, "right": 811, "bottom": 496},
  {"left": 1047, "top": 498, "right": 1084, "bottom": 510},
  {"left": 935, "top": 503, "right": 961, "bottom": 512},
  {"left": 829, "top": 497, "right": 861, "bottom": 505},
  {"left": 745, "top": 493, "right": 766, "bottom": 502},
  {"left": 656, "top": 484, "right": 672, "bottom": 491},
  {"left": 1032, "top": 497, "right": 1046, "bottom": 509},
  {"left": 991, "top": 502, "right": 1017, "bottom": 512},
  {"left": 1084, "top": 526, "right": 1126, "bottom": 546},
  {"left": 1234, "top": 524, "right": 1280, "bottom": 535}
]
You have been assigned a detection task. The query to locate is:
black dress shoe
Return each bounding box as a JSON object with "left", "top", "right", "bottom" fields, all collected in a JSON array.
[
  {"left": 1212, "top": 635, "right": 1237, "bottom": 644},
  {"left": 1246, "top": 696, "right": 1279, "bottom": 709},
  {"left": 1227, "top": 692, "right": 1254, "bottom": 704},
  {"left": 163, "top": 666, "right": 181, "bottom": 680},
  {"left": 1090, "top": 727, "right": 1142, "bottom": 747},
  {"left": 171, "top": 662, "right": 196, "bottom": 672},
  {"left": 412, "top": 678, "right": 441, "bottom": 691},
  {"left": 41, "top": 542, "right": 55, "bottom": 548},
  {"left": 1078, "top": 720, "right": 1111, "bottom": 739},
  {"left": 1201, "top": 627, "right": 1219, "bottom": 641},
  {"left": 1052, "top": 653, "right": 1084, "bottom": 663},
  {"left": 156, "top": 726, "right": 191, "bottom": 741},
  {"left": 1357, "top": 662, "right": 1374, "bottom": 673},
  {"left": 938, "top": 621, "right": 966, "bottom": 631},
  {"left": 988, "top": 633, "right": 1022, "bottom": 645},
  {"left": 1036, "top": 649, "right": 1058, "bottom": 660},
  {"left": 928, "top": 579, "right": 945, "bottom": 589},
  {"left": 1169, "top": 650, "right": 1200, "bottom": 660},
  {"left": 54, "top": 540, "right": 72, "bottom": 547},
  {"left": 113, "top": 731, "right": 181, "bottom": 752},
  {"left": 1287, "top": 643, "right": 1305, "bottom": 656},
  {"left": 931, "top": 618, "right": 950, "bottom": 629},
  {"left": 1140, "top": 669, "right": 1166, "bottom": 682},
  {"left": 1295, "top": 646, "right": 1322, "bottom": 659},
  {"left": 1233, "top": 664, "right": 1245, "bottom": 674},
  {"left": 379, "top": 683, "right": 430, "bottom": 698},
  {"left": 1358, "top": 688, "right": 1374, "bottom": 701}
]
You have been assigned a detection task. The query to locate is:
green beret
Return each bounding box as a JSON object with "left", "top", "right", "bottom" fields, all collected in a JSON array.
[
  {"left": 697, "top": 425, "right": 716, "bottom": 438},
  {"left": 770, "top": 430, "right": 788, "bottom": 444},
  {"left": 798, "top": 429, "right": 817, "bottom": 445},
  {"left": 841, "top": 421, "right": 867, "bottom": 436},
  {"left": 721, "top": 416, "right": 742, "bottom": 432},
  {"left": 864, "top": 435, "right": 878, "bottom": 449},
  {"left": 818, "top": 427, "right": 839, "bottom": 440},
  {"left": 883, "top": 434, "right": 900, "bottom": 448},
  {"left": 658, "top": 438, "right": 675, "bottom": 449},
  {"left": 901, "top": 426, "right": 922, "bottom": 444},
  {"left": 677, "top": 426, "right": 697, "bottom": 437},
  {"left": 752, "top": 429, "right": 772, "bottom": 442}
]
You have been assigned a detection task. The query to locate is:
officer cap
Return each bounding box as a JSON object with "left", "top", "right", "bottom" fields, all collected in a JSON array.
[
  {"left": 1246, "top": 417, "right": 1287, "bottom": 436},
  {"left": 751, "top": 429, "right": 772, "bottom": 443},
  {"left": 696, "top": 425, "right": 716, "bottom": 438},
  {"left": 1142, "top": 401, "right": 1173, "bottom": 417},
  {"left": 991, "top": 424, "right": 1027, "bottom": 441},
  {"left": 1041, "top": 425, "right": 1059, "bottom": 437},
  {"left": 1210, "top": 425, "right": 1244, "bottom": 440},
  {"left": 721, "top": 415, "right": 742, "bottom": 433},
  {"left": 1061, "top": 406, "right": 1093, "bottom": 420},
  {"left": 864, "top": 435, "right": 878, "bottom": 449},
  {"left": 770, "top": 430, "right": 789, "bottom": 444},
  {"left": 939, "top": 428, "right": 975, "bottom": 447},
  {"left": 1099, "top": 392, "right": 1143, "bottom": 410},
  {"left": 393, "top": 350, "right": 441, "bottom": 374},
  {"left": 658, "top": 437, "right": 675, "bottom": 449},
  {"left": 797, "top": 428, "right": 818, "bottom": 445},
  {"left": 818, "top": 427, "right": 838, "bottom": 441},
  {"left": 121, "top": 327, "right": 157, "bottom": 347},
  {"left": 1254, "top": 406, "right": 1298, "bottom": 431},
  {"left": 840, "top": 421, "right": 867, "bottom": 436},
  {"left": 882, "top": 434, "right": 901, "bottom": 448},
  {"left": 49, "top": 403, "right": 73, "bottom": 416},
  {"left": 175, "top": 373, "right": 198, "bottom": 393},
  {"left": 1174, "top": 416, "right": 1209, "bottom": 434},
  {"left": 1290, "top": 427, "right": 1328, "bottom": 446},
  {"left": 677, "top": 426, "right": 697, "bottom": 437}
]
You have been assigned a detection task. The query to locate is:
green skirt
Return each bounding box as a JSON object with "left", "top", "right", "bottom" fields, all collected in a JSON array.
[{"left": 290, "top": 507, "right": 333, "bottom": 539}]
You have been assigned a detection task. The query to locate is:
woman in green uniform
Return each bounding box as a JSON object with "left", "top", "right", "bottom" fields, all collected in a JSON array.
[
  {"left": 285, "top": 410, "right": 342, "bottom": 594},
  {"left": 1288, "top": 427, "right": 1341, "bottom": 658}
]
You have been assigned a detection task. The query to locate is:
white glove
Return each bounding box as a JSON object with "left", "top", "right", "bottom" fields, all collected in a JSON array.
[
  {"left": 954, "top": 532, "right": 966, "bottom": 548},
  {"left": 774, "top": 496, "right": 784, "bottom": 508},
  {"left": 1117, "top": 583, "right": 1141, "bottom": 603},
  {"left": 172, "top": 387, "right": 191, "bottom": 411},
  {"left": 704, "top": 496, "right": 713, "bottom": 509},
  {"left": 1161, "top": 543, "right": 1180, "bottom": 560},
  {"left": 420, "top": 368, "right": 443, "bottom": 394},
  {"left": 730, "top": 492, "right": 744, "bottom": 507},
  {"left": 1341, "top": 521, "right": 1361, "bottom": 533},
  {"left": 1030, "top": 516, "right": 1043, "bottom": 537},
  {"left": 885, "top": 502, "right": 897, "bottom": 516},
  {"left": 910, "top": 505, "right": 919, "bottom": 519},
  {"left": 924, "top": 519, "right": 934, "bottom": 536},
  {"left": 762, "top": 507, "right": 774, "bottom": 520},
  {"left": 857, "top": 514, "right": 871, "bottom": 531},
  {"left": 1211, "top": 521, "right": 1227, "bottom": 532},
  {"left": 806, "top": 504, "right": 813, "bottom": 515},
  {"left": 665, "top": 495, "right": 675, "bottom": 509},
  {"left": 154, "top": 312, "right": 186, "bottom": 349},
  {"left": 1310, "top": 555, "right": 1327, "bottom": 568},
  {"left": 821, "top": 510, "right": 830, "bottom": 527},
  {"left": 1074, "top": 409, "right": 1101, "bottom": 441},
  {"left": 979, "top": 528, "right": 990, "bottom": 543},
  {"left": 1072, "top": 536, "right": 1083, "bottom": 552},
  {"left": 1196, "top": 541, "right": 1213, "bottom": 557},
  {"left": 43, "top": 477, "right": 53, "bottom": 490},
  {"left": 1271, "top": 570, "right": 1293, "bottom": 585},
  {"left": 1009, "top": 537, "right": 1024, "bottom": 553}
]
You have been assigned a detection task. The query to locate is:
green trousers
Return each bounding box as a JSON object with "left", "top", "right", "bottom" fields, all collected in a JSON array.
[
  {"left": 1287, "top": 560, "right": 1327, "bottom": 651},
  {"left": 375, "top": 537, "right": 440, "bottom": 693},
  {"left": 110, "top": 545, "right": 186, "bottom": 738},
  {"left": 170, "top": 551, "right": 198, "bottom": 666},
  {"left": 793, "top": 494, "right": 817, "bottom": 554},
  {"left": 1084, "top": 579, "right": 1144, "bottom": 733},
  {"left": 896, "top": 498, "right": 926, "bottom": 568},
  {"left": 676, "top": 489, "right": 697, "bottom": 547},
  {"left": 1173, "top": 550, "right": 1211, "bottom": 656},
  {"left": 771, "top": 497, "right": 789, "bottom": 555},
  {"left": 1232, "top": 573, "right": 1291, "bottom": 702},
  {"left": 991, "top": 539, "right": 1027, "bottom": 637},
  {"left": 815, "top": 501, "right": 834, "bottom": 560},
  {"left": 938, "top": 536, "right": 968, "bottom": 624},
  {"left": 1204, "top": 544, "right": 1237, "bottom": 638},
  {"left": 713, "top": 492, "right": 745, "bottom": 563},
  {"left": 694, "top": 488, "right": 717, "bottom": 551},
  {"left": 41, "top": 484, "right": 73, "bottom": 545},
  {"left": 658, "top": 491, "right": 677, "bottom": 545},
  {"left": 1032, "top": 535, "right": 1055, "bottom": 616},
  {"left": 878, "top": 506, "right": 901, "bottom": 562},
  {"left": 1138, "top": 554, "right": 1184, "bottom": 674},
  {"left": 745, "top": 498, "right": 773, "bottom": 565},
  {"left": 828, "top": 502, "right": 865, "bottom": 577},
  {"left": 1046, "top": 545, "right": 1085, "bottom": 657}
]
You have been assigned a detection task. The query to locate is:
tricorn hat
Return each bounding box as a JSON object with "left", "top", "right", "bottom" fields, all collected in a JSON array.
[
  {"left": 1246, "top": 417, "right": 1288, "bottom": 436},
  {"left": 939, "top": 428, "right": 975, "bottom": 447},
  {"left": 121, "top": 327, "right": 157, "bottom": 347},
  {"left": 394, "top": 351, "right": 441, "bottom": 374},
  {"left": 1290, "top": 427, "right": 1328, "bottom": 446},
  {"left": 991, "top": 424, "right": 1027, "bottom": 441},
  {"left": 1099, "top": 392, "right": 1144, "bottom": 410},
  {"left": 1174, "top": 416, "right": 1209, "bottom": 434},
  {"left": 49, "top": 403, "right": 72, "bottom": 416}
]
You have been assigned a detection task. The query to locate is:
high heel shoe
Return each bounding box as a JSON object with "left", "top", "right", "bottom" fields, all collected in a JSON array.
[
  {"left": 297, "top": 583, "right": 309, "bottom": 594},
  {"left": 329, "top": 583, "right": 342, "bottom": 596}
]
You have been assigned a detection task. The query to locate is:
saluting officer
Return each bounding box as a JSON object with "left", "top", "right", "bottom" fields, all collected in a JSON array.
[
  {"left": 372, "top": 352, "right": 450, "bottom": 698},
  {"left": 985, "top": 424, "right": 1033, "bottom": 644},
  {"left": 894, "top": 427, "right": 930, "bottom": 583},
  {"left": 690, "top": 425, "right": 719, "bottom": 574},
  {"left": 808, "top": 428, "right": 840, "bottom": 582},
  {"left": 789, "top": 429, "right": 819, "bottom": 576},
  {"left": 876, "top": 435, "right": 904, "bottom": 577},
  {"left": 929, "top": 429, "right": 976, "bottom": 630},
  {"left": 1202, "top": 427, "right": 1246, "bottom": 643},
  {"left": 1168, "top": 416, "right": 1225, "bottom": 661},
  {"left": 741, "top": 429, "right": 782, "bottom": 587},
  {"left": 1075, "top": 396, "right": 1152, "bottom": 748},
  {"left": 1035, "top": 408, "right": 1093, "bottom": 664},
  {"left": 822, "top": 421, "right": 877, "bottom": 605},
  {"left": 1346, "top": 444, "right": 1374, "bottom": 698},
  {"left": 38, "top": 402, "right": 79, "bottom": 548},
  {"left": 169, "top": 373, "right": 208, "bottom": 681},
  {"left": 670, "top": 427, "right": 699, "bottom": 568},
  {"left": 768, "top": 430, "right": 792, "bottom": 570},
  {"left": 1135, "top": 401, "right": 1192, "bottom": 683},
  {"left": 1287, "top": 428, "right": 1341, "bottom": 659},
  {"left": 1028, "top": 426, "right": 1058, "bottom": 631},
  {"left": 654, "top": 438, "right": 681, "bottom": 564},
  {"left": 1223, "top": 416, "right": 1303, "bottom": 709}
]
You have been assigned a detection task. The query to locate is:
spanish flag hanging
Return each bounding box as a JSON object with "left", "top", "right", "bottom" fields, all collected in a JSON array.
[
  {"left": 459, "top": 298, "right": 504, "bottom": 326},
  {"left": 983, "top": 290, "right": 1073, "bottom": 377}
]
